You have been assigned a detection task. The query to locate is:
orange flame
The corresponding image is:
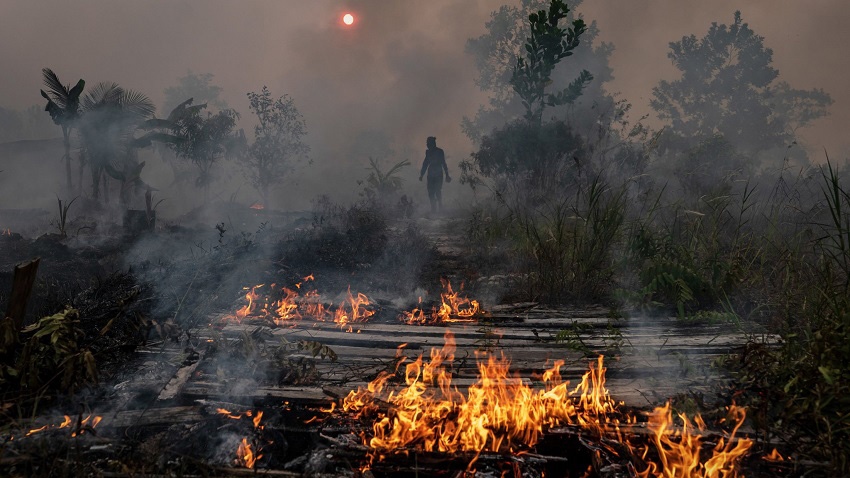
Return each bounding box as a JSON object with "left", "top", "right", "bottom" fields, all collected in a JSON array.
[
  {"left": 237, "top": 437, "right": 261, "bottom": 469},
  {"left": 332, "top": 287, "right": 375, "bottom": 328},
  {"left": 337, "top": 333, "right": 752, "bottom": 474},
  {"left": 401, "top": 280, "right": 481, "bottom": 325},
  {"left": 763, "top": 447, "right": 784, "bottom": 462},
  {"left": 234, "top": 285, "right": 264, "bottom": 321},
  {"left": 253, "top": 410, "right": 263, "bottom": 430},
  {"left": 637, "top": 402, "right": 752, "bottom": 478},
  {"left": 25, "top": 414, "right": 102, "bottom": 438},
  {"left": 224, "top": 277, "right": 374, "bottom": 331},
  {"left": 340, "top": 332, "right": 621, "bottom": 466}
]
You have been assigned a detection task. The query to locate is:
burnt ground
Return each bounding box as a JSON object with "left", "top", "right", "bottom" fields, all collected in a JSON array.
[{"left": 0, "top": 206, "right": 801, "bottom": 477}]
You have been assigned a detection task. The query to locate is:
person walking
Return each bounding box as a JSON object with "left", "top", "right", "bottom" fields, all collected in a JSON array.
[{"left": 419, "top": 136, "right": 451, "bottom": 213}]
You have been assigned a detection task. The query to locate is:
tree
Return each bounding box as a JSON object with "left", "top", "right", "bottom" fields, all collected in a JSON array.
[
  {"left": 462, "top": 0, "right": 592, "bottom": 192},
  {"left": 464, "top": 0, "right": 610, "bottom": 141},
  {"left": 241, "top": 86, "right": 309, "bottom": 208},
  {"left": 165, "top": 98, "right": 242, "bottom": 202},
  {"left": 40, "top": 68, "right": 85, "bottom": 194},
  {"left": 77, "top": 82, "right": 157, "bottom": 203},
  {"left": 510, "top": 0, "right": 592, "bottom": 126},
  {"left": 163, "top": 71, "right": 227, "bottom": 114},
  {"left": 651, "top": 11, "right": 832, "bottom": 160}
]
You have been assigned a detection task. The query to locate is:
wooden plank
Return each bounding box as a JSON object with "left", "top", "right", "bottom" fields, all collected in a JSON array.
[
  {"left": 5, "top": 257, "right": 40, "bottom": 330},
  {"left": 157, "top": 350, "right": 204, "bottom": 400},
  {"left": 101, "top": 406, "right": 204, "bottom": 428},
  {"left": 178, "top": 383, "right": 333, "bottom": 404}
]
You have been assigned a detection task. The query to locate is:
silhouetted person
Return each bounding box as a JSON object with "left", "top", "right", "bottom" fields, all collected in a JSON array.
[{"left": 419, "top": 136, "right": 450, "bottom": 213}]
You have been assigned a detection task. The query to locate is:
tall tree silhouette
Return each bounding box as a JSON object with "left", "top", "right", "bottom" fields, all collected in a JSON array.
[{"left": 40, "top": 68, "right": 85, "bottom": 194}]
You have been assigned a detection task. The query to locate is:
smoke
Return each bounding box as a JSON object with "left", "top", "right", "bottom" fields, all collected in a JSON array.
[{"left": 0, "top": 1, "right": 847, "bottom": 215}]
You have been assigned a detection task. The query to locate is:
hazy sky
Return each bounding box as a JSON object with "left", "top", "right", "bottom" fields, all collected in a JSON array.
[{"left": 1, "top": 0, "right": 847, "bottom": 205}]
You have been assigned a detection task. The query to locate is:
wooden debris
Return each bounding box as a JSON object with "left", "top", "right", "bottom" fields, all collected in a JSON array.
[{"left": 5, "top": 257, "right": 40, "bottom": 330}]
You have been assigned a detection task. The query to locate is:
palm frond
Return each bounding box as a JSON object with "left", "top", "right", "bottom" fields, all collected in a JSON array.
[
  {"left": 83, "top": 82, "right": 123, "bottom": 110},
  {"left": 385, "top": 159, "right": 412, "bottom": 177},
  {"left": 120, "top": 89, "right": 155, "bottom": 118},
  {"left": 41, "top": 68, "right": 69, "bottom": 106},
  {"left": 68, "top": 79, "right": 86, "bottom": 101}
]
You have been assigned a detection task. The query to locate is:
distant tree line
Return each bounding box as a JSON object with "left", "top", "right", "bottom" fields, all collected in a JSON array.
[{"left": 37, "top": 69, "right": 309, "bottom": 209}]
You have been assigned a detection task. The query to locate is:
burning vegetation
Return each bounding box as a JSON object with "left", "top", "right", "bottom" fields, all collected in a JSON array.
[{"left": 1, "top": 0, "right": 848, "bottom": 476}]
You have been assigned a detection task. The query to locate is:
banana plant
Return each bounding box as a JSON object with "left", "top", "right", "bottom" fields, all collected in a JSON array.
[{"left": 40, "top": 68, "right": 85, "bottom": 195}]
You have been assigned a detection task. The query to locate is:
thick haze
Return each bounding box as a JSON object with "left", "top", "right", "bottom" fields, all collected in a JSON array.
[{"left": 1, "top": 0, "right": 847, "bottom": 209}]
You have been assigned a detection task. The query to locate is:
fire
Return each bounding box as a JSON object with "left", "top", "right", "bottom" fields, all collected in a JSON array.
[
  {"left": 253, "top": 410, "right": 264, "bottom": 430},
  {"left": 224, "top": 275, "right": 375, "bottom": 331},
  {"left": 237, "top": 437, "right": 261, "bottom": 468},
  {"left": 401, "top": 279, "right": 482, "bottom": 325},
  {"left": 24, "top": 414, "right": 102, "bottom": 438},
  {"left": 341, "top": 332, "right": 623, "bottom": 465},
  {"left": 219, "top": 409, "right": 265, "bottom": 468},
  {"left": 1, "top": 228, "right": 10, "bottom": 235},
  {"left": 332, "top": 287, "right": 376, "bottom": 329},
  {"left": 234, "top": 285, "right": 264, "bottom": 321},
  {"left": 637, "top": 402, "right": 752, "bottom": 478},
  {"left": 335, "top": 333, "right": 753, "bottom": 474},
  {"left": 217, "top": 408, "right": 264, "bottom": 430},
  {"left": 249, "top": 202, "right": 264, "bottom": 210},
  {"left": 762, "top": 447, "right": 784, "bottom": 462}
]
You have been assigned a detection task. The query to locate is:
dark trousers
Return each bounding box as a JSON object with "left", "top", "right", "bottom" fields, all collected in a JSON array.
[{"left": 427, "top": 176, "right": 443, "bottom": 212}]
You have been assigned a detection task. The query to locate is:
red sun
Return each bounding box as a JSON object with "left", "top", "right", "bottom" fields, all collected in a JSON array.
[{"left": 343, "top": 13, "right": 355, "bottom": 25}]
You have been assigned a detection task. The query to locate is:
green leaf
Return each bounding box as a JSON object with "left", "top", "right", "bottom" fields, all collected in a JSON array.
[{"left": 819, "top": 366, "right": 835, "bottom": 385}]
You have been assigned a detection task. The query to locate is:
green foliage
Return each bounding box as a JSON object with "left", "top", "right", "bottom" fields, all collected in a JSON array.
[
  {"left": 651, "top": 11, "right": 832, "bottom": 157},
  {"left": 464, "top": 0, "right": 612, "bottom": 141},
  {"left": 164, "top": 98, "right": 243, "bottom": 199},
  {"left": 510, "top": 0, "right": 592, "bottom": 124},
  {"left": 519, "top": 174, "right": 626, "bottom": 302},
  {"left": 818, "top": 157, "right": 850, "bottom": 292},
  {"left": 680, "top": 160, "right": 850, "bottom": 473},
  {"left": 13, "top": 308, "right": 97, "bottom": 394},
  {"left": 242, "top": 86, "right": 310, "bottom": 207}
]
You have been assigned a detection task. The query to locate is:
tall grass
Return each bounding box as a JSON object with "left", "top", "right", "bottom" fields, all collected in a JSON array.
[{"left": 464, "top": 154, "right": 850, "bottom": 471}]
